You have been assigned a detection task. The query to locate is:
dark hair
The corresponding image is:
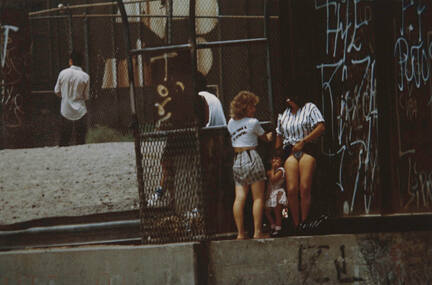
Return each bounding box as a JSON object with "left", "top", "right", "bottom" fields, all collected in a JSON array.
[
  {"left": 288, "top": 94, "right": 307, "bottom": 108},
  {"left": 195, "top": 71, "right": 207, "bottom": 91},
  {"left": 70, "top": 50, "right": 83, "bottom": 66}
]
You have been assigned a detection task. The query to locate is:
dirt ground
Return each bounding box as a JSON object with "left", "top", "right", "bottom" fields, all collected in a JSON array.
[{"left": 0, "top": 142, "right": 139, "bottom": 225}]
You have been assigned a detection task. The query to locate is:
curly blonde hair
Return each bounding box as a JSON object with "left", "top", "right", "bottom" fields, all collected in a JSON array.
[{"left": 229, "top": 90, "right": 260, "bottom": 120}]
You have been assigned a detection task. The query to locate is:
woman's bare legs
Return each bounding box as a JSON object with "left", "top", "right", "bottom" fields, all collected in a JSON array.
[
  {"left": 298, "top": 153, "right": 316, "bottom": 223},
  {"left": 233, "top": 184, "right": 249, "bottom": 239},
  {"left": 251, "top": 180, "right": 266, "bottom": 238},
  {"left": 285, "top": 155, "right": 300, "bottom": 227}
]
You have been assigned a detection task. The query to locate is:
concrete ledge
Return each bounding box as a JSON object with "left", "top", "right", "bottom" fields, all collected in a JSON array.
[
  {"left": 0, "top": 231, "right": 431, "bottom": 284},
  {"left": 207, "top": 231, "right": 432, "bottom": 284},
  {"left": 0, "top": 243, "right": 199, "bottom": 285}
]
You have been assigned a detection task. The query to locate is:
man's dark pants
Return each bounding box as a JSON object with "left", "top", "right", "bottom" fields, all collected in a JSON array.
[{"left": 59, "top": 114, "right": 87, "bottom": 146}]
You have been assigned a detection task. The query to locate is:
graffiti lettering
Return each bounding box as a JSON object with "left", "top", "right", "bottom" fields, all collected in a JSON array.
[
  {"left": 394, "top": 2, "right": 431, "bottom": 92},
  {"left": 405, "top": 157, "right": 432, "bottom": 208},
  {"left": 394, "top": 0, "right": 432, "bottom": 210},
  {"left": 315, "top": 0, "right": 378, "bottom": 214},
  {"left": 0, "top": 24, "right": 19, "bottom": 68},
  {"left": 298, "top": 244, "right": 364, "bottom": 283}
]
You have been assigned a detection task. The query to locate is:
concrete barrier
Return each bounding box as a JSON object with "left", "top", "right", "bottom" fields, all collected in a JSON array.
[
  {"left": 0, "top": 243, "right": 199, "bottom": 285},
  {"left": 0, "top": 231, "right": 431, "bottom": 284},
  {"left": 208, "top": 231, "right": 432, "bottom": 284}
]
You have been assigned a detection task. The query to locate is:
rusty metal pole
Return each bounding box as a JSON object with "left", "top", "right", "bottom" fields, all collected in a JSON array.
[
  {"left": 115, "top": 0, "right": 145, "bottom": 243},
  {"left": 264, "top": 0, "right": 274, "bottom": 124}
]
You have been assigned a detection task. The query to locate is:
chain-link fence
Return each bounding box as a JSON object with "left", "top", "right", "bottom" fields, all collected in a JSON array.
[
  {"left": 28, "top": 0, "right": 280, "bottom": 243},
  {"left": 28, "top": 0, "right": 281, "bottom": 144}
]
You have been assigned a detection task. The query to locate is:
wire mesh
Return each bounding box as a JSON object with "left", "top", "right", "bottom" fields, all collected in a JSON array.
[{"left": 28, "top": 0, "right": 279, "bottom": 243}]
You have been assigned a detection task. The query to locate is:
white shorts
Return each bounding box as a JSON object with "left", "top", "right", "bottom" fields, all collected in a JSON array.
[
  {"left": 232, "top": 149, "right": 266, "bottom": 186},
  {"left": 266, "top": 188, "right": 288, "bottom": 208}
]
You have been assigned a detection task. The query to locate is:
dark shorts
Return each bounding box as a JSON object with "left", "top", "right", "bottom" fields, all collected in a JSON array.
[{"left": 281, "top": 142, "right": 320, "bottom": 162}]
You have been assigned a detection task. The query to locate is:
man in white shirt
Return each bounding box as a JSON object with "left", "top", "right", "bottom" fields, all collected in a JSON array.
[
  {"left": 196, "top": 72, "right": 227, "bottom": 127},
  {"left": 54, "top": 51, "right": 90, "bottom": 146}
]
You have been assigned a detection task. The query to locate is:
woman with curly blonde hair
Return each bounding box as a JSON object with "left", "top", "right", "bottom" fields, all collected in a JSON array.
[{"left": 227, "top": 91, "right": 272, "bottom": 239}]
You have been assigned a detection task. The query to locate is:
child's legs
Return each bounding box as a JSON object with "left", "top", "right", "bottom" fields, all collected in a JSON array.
[
  {"left": 233, "top": 184, "right": 249, "bottom": 239},
  {"left": 274, "top": 192, "right": 284, "bottom": 227},
  {"left": 265, "top": 207, "right": 275, "bottom": 227},
  {"left": 250, "top": 180, "right": 265, "bottom": 238}
]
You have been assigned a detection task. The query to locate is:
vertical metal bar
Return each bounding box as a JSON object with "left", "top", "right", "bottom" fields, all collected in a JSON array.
[
  {"left": 216, "top": 2, "right": 225, "bottom": 105},
  {"left": 47, "top": 6, "right": 54, "bottom": 81},
  {"left": 83, "top": 15, "right": 90, "bottom": 75},
  {"left": 189, "top": 0, "right": 197, "bottom": 91},
  {"left": 116, "top": 0, "right": 145, "bottom": 243},
  {"left": 167, "top": 0, "right": 173, "bottom": 45},
  {"left": 84, "top": 0, "right": 90, "bottom": 73},
  {"left": 67, "top": 4, "right": 73, "bottom": 53},
  {"left": 245, "top": 0, "right": 252, "bottom": 90},
  {"left": 0, "top": 38, "right": 3, "bottom": 149},
  {"left": 373, "top": 1, "right": 394, "bottom": 215},
  {"left": 264, "top": 0, "right": 274, "bottom": 123},
  {"left": 112, "top": 3, "right": 121, "bottom": 128}
]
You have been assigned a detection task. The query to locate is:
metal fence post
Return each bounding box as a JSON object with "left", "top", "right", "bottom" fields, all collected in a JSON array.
[
  {"left": 264, "top": 0, "right": 274, "bottom": 123},
  {"left": 116, "top": 0, "right": 145, "bottom": 243}
]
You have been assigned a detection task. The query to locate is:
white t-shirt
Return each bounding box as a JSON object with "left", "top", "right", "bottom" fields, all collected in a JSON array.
[
  {"left": 54, "top": 65, "right": 90, "bottom": 121},
  {"left": 199, "top": 91, "right": 227, "bottom": 127},
  {"left": 276, "top": 102, "right": 324, "bottom": 147},
  {"left": 228, "top": 117, "right": 265, "bottom": 147}
]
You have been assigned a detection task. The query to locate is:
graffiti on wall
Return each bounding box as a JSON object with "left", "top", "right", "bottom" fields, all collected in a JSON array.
[
  {"left": 296, "top": 234, "right": 432, "bottom": 284},
  {"left": 394, "top": 0, "right": 432, "bottom": 210},
  {"left": 315, "top": 0, "right": 378, "bottom": 215},
  {"left": 0, "top": 20, "right": 25, "bottom": 128}
]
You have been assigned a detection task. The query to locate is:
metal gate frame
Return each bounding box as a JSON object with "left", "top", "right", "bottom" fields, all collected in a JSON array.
[{"left": 116, "top": 0, "right": 275, "bottom": 243}]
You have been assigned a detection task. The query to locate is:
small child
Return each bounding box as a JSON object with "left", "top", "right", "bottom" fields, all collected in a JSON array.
[{"left": 265, "top": 156, "right": 288, "bottom": 237}]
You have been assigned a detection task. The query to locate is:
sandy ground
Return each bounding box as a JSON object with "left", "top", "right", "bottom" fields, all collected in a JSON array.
[{"left": 0, "top": 142, "right": 139, "bottom": 225}]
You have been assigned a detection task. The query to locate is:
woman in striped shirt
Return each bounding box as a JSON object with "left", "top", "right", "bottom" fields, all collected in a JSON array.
[{"left": 275, "top": 95, "right": 325, "bottom": 230}]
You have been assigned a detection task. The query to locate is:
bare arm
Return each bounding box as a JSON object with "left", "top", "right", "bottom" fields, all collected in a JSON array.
[
  {"left": 268, "top": 167, "right": 283, "bottom": 183},
  {"left": 259, "top": 132, "right": 273, "bottom": 143},
  {"left": 292, "top": 122, "right": 325, "bottom": 152},
  {"left": 275, "top": 134, "right": 283, "bottom": 151}
]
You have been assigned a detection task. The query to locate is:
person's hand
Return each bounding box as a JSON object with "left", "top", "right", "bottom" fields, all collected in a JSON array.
[
  {"left": 292, "top": 140, "right": 305, "bottom": 152},
  {"left": 266, "top": 132, "right": 273, "bottom": 142}
]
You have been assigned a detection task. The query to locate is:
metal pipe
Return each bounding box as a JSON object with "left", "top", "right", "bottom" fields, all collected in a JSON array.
[
  {"left": 264, "top": 0, "right": 274, "bottom": 123},
  {"left": 0, "top": 237, "right": 142, "bottom": 251},
  {"left": 197, "top": 38, "right": 267, "bottom": 49},
  {"left": 84, "top": 14, "right": 90, "bottom": 74},
  {"left": 167, "top": 0, "right": 173, "bottom": 45},
  {"left": 130, "top": 43, "right": 192, "bottom": 55},
  {"left": 30, "top": 14, "right": 280, "bottom": 20},
  {"left": 28, "top": 0, "right": 159, "bottom": 16},
  {"left": 0, "top": 220, "right": 140, "bottom": 237},
  {"left": 67, "top": 4, "right": 73, "bottom": 54},
  {"left": 116, "top": 0, "right": 145, "bottom": 244},
  {"left": 130, "top": 38, "right": 267, "bottom": 56}
]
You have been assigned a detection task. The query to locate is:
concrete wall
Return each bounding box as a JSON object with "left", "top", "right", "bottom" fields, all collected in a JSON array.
[
  {"left": 208, "top": 231, "right": 432, "bottom": 285},
  {"left": 0, "top": 243, "right": 199, "bottom": 285},
  {"left": 0, "top": 232, "right": 431, "bottom": 285}
]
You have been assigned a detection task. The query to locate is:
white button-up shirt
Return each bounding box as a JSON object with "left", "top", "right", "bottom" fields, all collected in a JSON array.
[{"left": 54, "top": 65, "right": 90, "bottom": 121}]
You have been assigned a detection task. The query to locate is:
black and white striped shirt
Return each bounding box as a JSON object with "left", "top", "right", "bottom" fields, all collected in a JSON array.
[{"left": 276, "top": 103, "right": 324, "bottom": 147}]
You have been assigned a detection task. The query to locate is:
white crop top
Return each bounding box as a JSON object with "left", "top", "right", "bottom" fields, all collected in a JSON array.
[{"left": 227, "top": 117, "right": 265, "bottom": 147}]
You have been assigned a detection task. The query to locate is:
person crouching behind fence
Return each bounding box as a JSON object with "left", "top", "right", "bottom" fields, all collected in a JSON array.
[
  {"left": 264, "top": 155, "right": 287, "bottom": 237},
  {"left": 227, "top": 91, "right": 272, "bottom": 240}
]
